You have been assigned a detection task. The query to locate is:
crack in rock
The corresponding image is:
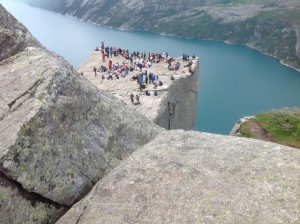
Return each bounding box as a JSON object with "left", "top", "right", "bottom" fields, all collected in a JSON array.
[{"left": 0, "top": 170, "right": 69, "bottom": 209}]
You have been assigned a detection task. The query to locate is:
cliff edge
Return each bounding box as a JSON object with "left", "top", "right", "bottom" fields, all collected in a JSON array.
[
  {"left": 77, "top": 52, "right": 199, "bottom": 130},
  {"left": 1, "top": 3, "right": 299, "bottom": 224}
]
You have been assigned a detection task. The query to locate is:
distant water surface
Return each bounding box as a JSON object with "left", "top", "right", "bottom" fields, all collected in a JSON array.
[{"left": 2, "top": 0, "right": 300, "bottom": 134}]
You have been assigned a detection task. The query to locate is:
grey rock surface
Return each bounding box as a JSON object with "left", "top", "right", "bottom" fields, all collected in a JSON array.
[
  {"left": 58, "top": 130, "right": 300, "bottom": 223},
  {"left": 153, "top": 60, "right": 198, "bottom": 130},
  {"left": 0, "top": 4, "right": 43, "bottom": 62},
  {"left": 0, "top": 47, "right": 161, "bottom": 206},
  {"left": 0, "top": 172, "right": 66, "bottom": 224},
  {"left": 0, "top": 5, "right": 161, "bottom": 223}
]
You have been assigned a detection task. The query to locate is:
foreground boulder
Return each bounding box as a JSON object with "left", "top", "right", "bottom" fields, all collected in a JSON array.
[
  {"left": 0, "top": 47, "right": 161, "bottom": 222},
  {"left": 58, "top": 130, "right": 300, "bottom": 223},
  {"left": 0, "top": 6, "right": 161, "bottom": 223}
]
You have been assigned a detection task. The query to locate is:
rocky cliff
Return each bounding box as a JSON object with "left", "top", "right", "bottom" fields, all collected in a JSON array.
[
  {"left": 76, "top": 52, "right": 199, "bottom": 131},
  {"left": 0, "top": 4, "right": 161, "bottom": 223},
  {"left": 27, "top": 0, "right": 300, "bottom": 70},
  {"left": 1, "top": 3, "right": 299, "bottom": 224},
  {"left": 153, "top": 60, "right": 198, "bottom": 130}
]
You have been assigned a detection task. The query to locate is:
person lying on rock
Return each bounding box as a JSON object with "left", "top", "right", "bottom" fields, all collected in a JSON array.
[{"left": 99, "top": 65, "right": 107, "bottom": 72}]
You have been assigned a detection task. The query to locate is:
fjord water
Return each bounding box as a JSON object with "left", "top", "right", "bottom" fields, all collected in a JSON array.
[{"left": 2, "top": 1, "right": 300, "bottom": 135}]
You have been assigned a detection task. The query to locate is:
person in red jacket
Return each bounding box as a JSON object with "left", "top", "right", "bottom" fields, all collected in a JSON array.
[{"left": 108, "top": 60, "right": 112, "bottom": 70}]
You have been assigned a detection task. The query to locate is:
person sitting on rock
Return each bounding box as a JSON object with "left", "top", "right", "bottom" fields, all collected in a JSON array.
[
  {"left": 147, "top": 60, "right": 152, "bottom": 68},
  {"left": 113, "top": 61, "right": 120, "bottom": 70},
  {"left": 122, "top": 70, "right": 129, "bottom": 78},
  {"left": 107, "top": 72, "right": 113, "bottom": 80},
  {"left": 167, "top": 60, "right": 172, "bottom": 69},
  {"left": 159, "top": 81, "right": 163, "bottom": 86},
  {"left": 124, "top": 64, "right": 129, "bottom": 72},
  {"left": 134, "top": 95, "right": 140, "bottom": 105},
  {"left": 175, "top": 62, "right": 180, "bottom": 70},
  {"left": 189, "top": 68, "right": 194, "bottom": 75},
  {"left": 130, "top": 74, "right": 138, "bottom": 81}
]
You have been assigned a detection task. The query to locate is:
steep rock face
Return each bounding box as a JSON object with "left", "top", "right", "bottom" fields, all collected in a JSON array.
[
  {"left": 26, "top": 0, "right": 300, "bottom": 70},
  {"left": 154, "top": 59, "right": 198, "bottom": 130},
  {"left": 0, "top": 6, "right": 161, "bottom": 223},
  {"left": 0, "top": 4, "right": 43, "bottom": 62},
  {"left": 58, "top": 130, "right": 300, "bottom": 223}
]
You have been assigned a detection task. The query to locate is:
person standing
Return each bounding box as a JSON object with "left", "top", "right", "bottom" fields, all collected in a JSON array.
[
  {"left": 130, "top": 93, "right": 134, "bottom": 104},
  {"left": 102, "top": 52, "right": 106, "bottom": 62},
  {"left": 93, "top": 67, "right": 97, "bottom": 77},
  {"left": 108, "top": 60, "right": 112, "bottom": 70}
]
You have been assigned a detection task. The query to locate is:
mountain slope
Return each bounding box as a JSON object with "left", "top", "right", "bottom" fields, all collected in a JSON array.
[{"left": 26, "top": 0, "right": 300, "bottom": 69}]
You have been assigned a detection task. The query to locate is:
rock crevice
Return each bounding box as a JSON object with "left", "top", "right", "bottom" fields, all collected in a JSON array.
[{"left": 0, "top": 170, "right": 68, "bottom": 208}]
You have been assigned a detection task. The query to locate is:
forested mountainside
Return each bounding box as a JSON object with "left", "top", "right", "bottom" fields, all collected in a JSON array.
[{"left": 26, "top": 0, "right": 300, "bottom": 69}]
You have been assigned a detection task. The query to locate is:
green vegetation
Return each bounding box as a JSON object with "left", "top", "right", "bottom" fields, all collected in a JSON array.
[
  {"left": 151, "top": 7, "right": 299, "bottom": 68},
  {"left": 240, "top": 109, "right": 300, "bottom": 148}
]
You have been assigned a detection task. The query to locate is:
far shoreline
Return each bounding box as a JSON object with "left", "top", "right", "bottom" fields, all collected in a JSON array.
[
  {"left": 64, "top": 13, "right": 300, "bottom": 74},
  {"left": 19, "top": 1, "right": 300, "bottom": 73}
]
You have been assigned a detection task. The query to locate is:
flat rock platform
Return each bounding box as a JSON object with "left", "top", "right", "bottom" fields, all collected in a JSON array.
[{"left": 77, "top": 52, "right": 196, "bottom": 121}]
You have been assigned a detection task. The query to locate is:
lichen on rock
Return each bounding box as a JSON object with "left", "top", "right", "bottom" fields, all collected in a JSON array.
[
  {"left": 0, "top": 5, "right": 161, "bottom": 223},
  {"left": 57, "top": 130, "right": 300, "bottom": 224}
]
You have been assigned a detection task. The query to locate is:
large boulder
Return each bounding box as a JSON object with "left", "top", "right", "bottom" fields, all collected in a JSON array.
[
  {"left": 0, "top": 5, "right": 161, "bottom": 223},
  {"left": 0, "top": 46, "right": 161, "bottom": 222},
  {"left": 58, "top": 130, "right": 300, "bottom": 223},
  {"left": 0, "top": 4, "right": 43, "bottom": 62}
]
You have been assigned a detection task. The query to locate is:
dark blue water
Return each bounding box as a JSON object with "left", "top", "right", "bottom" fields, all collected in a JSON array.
[{"left": 2, "top": 0, "right": 300, "bottom": 134}]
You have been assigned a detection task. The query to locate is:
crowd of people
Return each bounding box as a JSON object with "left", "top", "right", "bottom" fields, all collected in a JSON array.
[{"left": 91, "top": 42, "right": 195, "bottom": 105}]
